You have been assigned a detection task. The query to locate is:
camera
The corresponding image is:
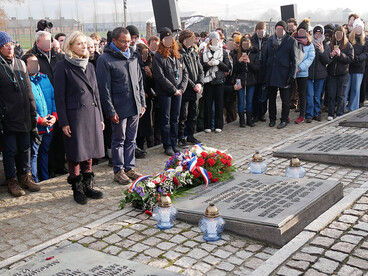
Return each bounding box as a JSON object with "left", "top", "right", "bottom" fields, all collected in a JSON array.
[{"left": 36, "top": 19, "right": 53, "bottom": 32}]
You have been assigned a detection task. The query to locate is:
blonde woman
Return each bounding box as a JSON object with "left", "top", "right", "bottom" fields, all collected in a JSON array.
[
  {"left": 54, "top": 31, "right": 104, "bottom": 204},
  {"left": 345, "top": 18, "right": 368, "bottom": 111}
]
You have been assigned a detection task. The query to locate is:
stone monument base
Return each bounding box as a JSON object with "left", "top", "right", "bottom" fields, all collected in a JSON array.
[
  {"left": 175, "top": 173, "right": 343, "bottom": 247},
  {"left": 339, "top": 108, "right": 368, "bottom": 128}
]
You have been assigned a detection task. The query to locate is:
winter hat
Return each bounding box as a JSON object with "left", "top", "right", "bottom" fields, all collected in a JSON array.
[
  {"left": 313, "top": 25, "right": 324, "bottom": 35},
  {"left": 353, "top": 18, "right": 364, "bottom": 30},
  {"left": 0, "top": 32, "right": 14, "bottom": 48},
  {"left": 297, "top": 21, "right": 309, "bottom": 32},
  {"left": 159, "top": 27, "right": 173, "bottom": 40},
  {"left": 126, "top": 25, "right": 139, "bottom": 37},
  {"left": 208, "top": 31, "right": 220, "bottom": 42},
  {"left": 275, "top": 20, "right": 287, "bottom": 31},
  {"left": 234, "top": 35, "right": 242, "bottom": 44}
]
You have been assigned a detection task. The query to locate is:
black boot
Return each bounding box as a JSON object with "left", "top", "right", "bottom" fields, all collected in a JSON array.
[
  {"left": 246, "top": 112, "right": 255, "bottom": 127},
  {"left": 68, "top": 175, "right": 88, "bottom": 204},
  {"left": 82, "top": 172, "right": 103, "bottom": 199},
  {"left": 238, "top": 112, "right": 246, "bottom": 128}
]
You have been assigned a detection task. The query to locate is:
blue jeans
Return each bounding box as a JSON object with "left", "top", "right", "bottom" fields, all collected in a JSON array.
[
  {"left": 345, "top": 73, "right": 364, "bottom": 112},
  {"left": 158, "top": 94, "right": 182, "bottom": 150},
  {"left": 246, "top": 86, "right": 255, "bottom": 112},
  {"left": 111, "top": 115, "right": 139, "bottom": 174},
  {"left": 31, "top": 132, "right": 53, "bottom": 182},
  {"left": 1, "top": 132, "right": 31, "bottom": 180},
  {"left": 306, "top": 79, "right": 325, "bottom": 118}
]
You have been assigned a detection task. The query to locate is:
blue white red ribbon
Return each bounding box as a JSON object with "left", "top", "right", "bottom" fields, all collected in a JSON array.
[{"left": 129, "top": 175, "right": 151, "bottom": 193}]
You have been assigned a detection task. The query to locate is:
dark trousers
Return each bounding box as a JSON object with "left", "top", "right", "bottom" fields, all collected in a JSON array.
[
  {"left": 268, "top": 86, "right": 291, "bottom": 122},
  {"left": 360, "top": 71, "right": 368, "bottom": 104},
  {"left": 178, "top": 98, "right": 198, "bottom": 138},
  {"left": 296, "top": 77, "right": 308, "bottom": 117},
  {"left": 68, "top": 159, "right": 92, "bottom": 178},
  {"left": 158, "top": 94, "right": 182, "bottom": 150},
  {"left": 152, "top": 97, "right": 161, "bottom": 146},
  {"left": 328, "top": 74, "right": 349, "bottom": 117},
  {"left": 48, "top": 122, "right": 65, "bottom": 173},
  {"left": 204, "top": 83, "right": 224, "bottom": 130},
  {"left": 1, "top": 132, "right": 30, "bottom": 180},
  {"left": 253, "top": 83, "right": 268, "bottom": 119},
  {"left": 111, "top": 115, "right": 139, "bottom": 174}
]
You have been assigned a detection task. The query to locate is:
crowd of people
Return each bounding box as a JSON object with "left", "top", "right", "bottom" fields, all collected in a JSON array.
[{"left": 0, "top": 14, "right": 367, "bottom": 203}]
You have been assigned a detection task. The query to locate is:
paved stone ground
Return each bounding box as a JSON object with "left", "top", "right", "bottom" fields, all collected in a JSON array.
[{"left": 0, "top": 104, "right": 368, "bottom": 275}]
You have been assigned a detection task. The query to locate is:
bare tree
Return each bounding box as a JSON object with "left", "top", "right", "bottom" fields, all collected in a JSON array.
[{"left": 0, "top": 0, "right": 23, "bottom": 28}]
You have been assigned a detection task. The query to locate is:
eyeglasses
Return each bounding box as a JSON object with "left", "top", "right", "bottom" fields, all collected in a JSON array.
[
  {"left": 116, "top": 39, "right": 131, "bottom": 45},
  {"left": 2, "top": 42, "right": 15, "bottom": 49}
]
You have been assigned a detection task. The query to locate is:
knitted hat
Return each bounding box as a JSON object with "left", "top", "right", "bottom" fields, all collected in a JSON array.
[
  {"left": 126, "top": 25, "right": 139, "bottom": 37},
  {"left": 313, "top": 25, "right": 324, "bottom": 35},
  {"left": 353, "top": 18, "right": 364, "bottom": 30},
  {"left": 208, "top": 31, "right": 220, "bottom": 41},
  {"left": 0, "top": 32, "right": 14, "bottom": 48},
  {"left": 160, "top": 27, "right": 173, "bottom": 40},
  {"left": 297, "top": 21, "right": 309, "bottom": 32},
  {"left": 275, "top": 21, "right": 287, "bottom": 31}
]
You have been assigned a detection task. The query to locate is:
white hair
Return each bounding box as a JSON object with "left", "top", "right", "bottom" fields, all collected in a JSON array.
[{"left": 35, "top": 31, "right": 52, "bottom": 42}]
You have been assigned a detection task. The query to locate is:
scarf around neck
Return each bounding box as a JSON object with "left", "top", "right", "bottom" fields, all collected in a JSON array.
[
  {"left": 296, "top": 36, "right": 308, "bottom": 46},
  {"left": 203, "top": 45, "right": 224, "bottom": 83},
  {"left": 65, "top": 54, "right": 89, "bottom": 71}
]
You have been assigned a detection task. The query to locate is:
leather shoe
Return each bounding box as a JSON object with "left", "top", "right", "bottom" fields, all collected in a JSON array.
[
  {"left": 172, "top": 145, "right": 181, "bottom": 153},
  {"left": 165, "top": 147, "right": 175, "bottom": 156},
  {"left": 277, "top": 121, "right": 288, "bottom": 129},
  {"left": 269, "top": 120, "right": 275, "bottom": 127},
  {"left": 260, "top": 115, "right": 266, "bottom": 122}
]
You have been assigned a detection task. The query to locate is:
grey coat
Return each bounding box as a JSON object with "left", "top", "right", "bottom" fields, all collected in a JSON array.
[{"left": 54, "top": 59, "right": 104, "bottom": 162}]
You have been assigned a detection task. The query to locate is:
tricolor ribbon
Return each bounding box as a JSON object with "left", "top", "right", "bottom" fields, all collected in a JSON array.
[
  {"left": 188, "top": 155, "right": 210, "bottom": 188},
  {"left": 129, "top": 175, "right": 151, "bottom": 193}
]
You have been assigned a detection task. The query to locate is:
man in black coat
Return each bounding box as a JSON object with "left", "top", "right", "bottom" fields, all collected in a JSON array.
[
  {"left": 264, "top": 21, "right": 298, "bottom": 129},
  {"left": 29, "top": 31, "right": 65, "bottom": 177},
  {"left": 177, "top": 30, "right": 204, "bottom": 147},
  {"left": 0, "top": 32, "right": 40, "bottom": 197},
  {"left": 96, "top": 27, "right": 146, "bottom": 185}
]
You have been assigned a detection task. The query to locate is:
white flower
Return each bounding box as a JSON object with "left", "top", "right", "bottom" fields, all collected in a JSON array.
[
  {"left": 176, "top": 166, "right": 183, "bottom": 172},
  {"left": 146, "top": 182, "right": 155, "bottom": 188}
]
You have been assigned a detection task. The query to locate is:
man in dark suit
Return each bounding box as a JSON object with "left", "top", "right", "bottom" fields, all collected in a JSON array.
[
  {"left": 96, "top": 27, "right": 146, "bottom": 185},
  {"left": 264, "top": 21, "right": 298, "bottom": 129}
]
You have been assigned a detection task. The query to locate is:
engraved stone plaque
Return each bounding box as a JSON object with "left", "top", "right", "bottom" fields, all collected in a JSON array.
[
  {"left": 274, "top": 134, "right": 368, "bottom": 168},
  {"left": 339, "top": 108, "right": 368, "bottom": 128},
  {"left": 4, "top": 244, "right": 179, "bottom": 276},
  {"left": 175, "top": 173, "right": 343, "bottom": 246}
]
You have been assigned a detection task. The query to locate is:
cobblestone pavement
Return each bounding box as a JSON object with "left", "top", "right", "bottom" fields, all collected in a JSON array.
[{"left": 0, "top": 105, "right": 368, "bottom": 275}]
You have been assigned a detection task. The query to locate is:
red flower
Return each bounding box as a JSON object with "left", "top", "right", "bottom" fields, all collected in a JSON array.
[
  {"left": 216, "top": 150, "right": 222, "bottom": 154},
  {"left": 207, "top": 171, "right": 213, "bottom": 179},
  {"left": 201, "top": 152, "right": 208, "bottom": 158},
  {"left": 167, "top": 192, "right": 171, "bottom": 197},
  {"left": 192, "top": 170, "right": 200, "bottom": 178},
  {"left": 220, "top": 158, "right": 227, "bottom": 165},
  {"left": 145, "top": 210, "right": 153, "bottom": 216},
  {"left": 209, "top": 153, "right": 216, "bottom": 158},
  {"left": 197, "top": 158, "right": 205, "bottom": 166},
  {"left": 219, "top": 171, "right": 223, "bottom": 174},
  {"left": 207, "top": 159, "right": 216, "bottom": 166},
  {"left": 211, "top": 178, "right": 219, "bottom": 183},
  {"left": 226, "top": 160, "right": 232, "bottom": 166},
  {"left": 227, "top": 155, "right": 232, "bottom": 161},
  {"left": 173, "top": 177, "right": 180, "bottom": 186}
]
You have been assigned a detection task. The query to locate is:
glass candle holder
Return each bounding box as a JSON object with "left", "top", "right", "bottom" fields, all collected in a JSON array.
[
  {"left": 198, "top": 203, "right": 225, "bottom": 242},
  {"left": 285, "top": 156, "right": 306, "bottom": 178},
  {"left": 153, "top": 195, "right": 177, "bottom": 229},
  {"left": 248, "top": 151, "right": 267, "bottom": 174}
]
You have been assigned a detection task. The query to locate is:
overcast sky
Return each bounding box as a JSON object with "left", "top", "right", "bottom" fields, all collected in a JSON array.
[{"left": 3, "top": 0, "right": 366, "bottom": 22}]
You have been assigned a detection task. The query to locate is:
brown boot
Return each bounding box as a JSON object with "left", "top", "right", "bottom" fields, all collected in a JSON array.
[
  {"left": 7, "top": 178, "right": 26, "bottom": 197},
  {"left": 20, "top": 172, "right": 40, "bottom": 192}
]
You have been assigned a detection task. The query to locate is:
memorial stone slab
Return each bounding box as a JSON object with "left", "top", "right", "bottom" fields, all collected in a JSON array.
[
  {"left": 175, "top": 173, "right": 343, "bottom": 246},
  {"left": 4, "top": 244, "right": 179, "bottom": 276},
  {"left": 339, "top": 108, "right": 368, "bottom": 128},
  {"left": 273, "top": 133, "right": 368, "bottom": 168}
]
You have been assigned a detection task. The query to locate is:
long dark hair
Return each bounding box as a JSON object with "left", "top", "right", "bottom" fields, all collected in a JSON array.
[{"left": 330, "top": 26, "right": 349, "bottom": 50}]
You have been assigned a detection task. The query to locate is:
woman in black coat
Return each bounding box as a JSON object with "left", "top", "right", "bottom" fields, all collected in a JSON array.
[
  {"left": 54, "top": 31, "right": 104, "bottom": 204},
  {"left": 152, "top": 27, "right": 188, "bottom": 156},
  {"left": 233, "top": 35, "right": 260, "bottom": 127},
  {"left": 327, "top": 26, "right": 354, "bottom": 120}
]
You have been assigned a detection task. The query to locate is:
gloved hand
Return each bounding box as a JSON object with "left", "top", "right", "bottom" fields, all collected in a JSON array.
[
  {"left": 208, "top": 59, "right": 220, "bottom": 66},
  {"left": 31, "top": 128, "right": 41, "bottom": 145}
]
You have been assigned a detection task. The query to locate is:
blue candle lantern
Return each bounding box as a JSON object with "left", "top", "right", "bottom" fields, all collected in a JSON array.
[
  {"left": 153, "top": 195, "right": 177, "bottom": 229},
  {"left": 199, "top": 203, "right": 225, "bottom": 242},
  {"left": 285, "top": 156, "right": 306, "bottom": 178},
  {"left": 248, "top": 151, "right": 267, "bottom": 174}
]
